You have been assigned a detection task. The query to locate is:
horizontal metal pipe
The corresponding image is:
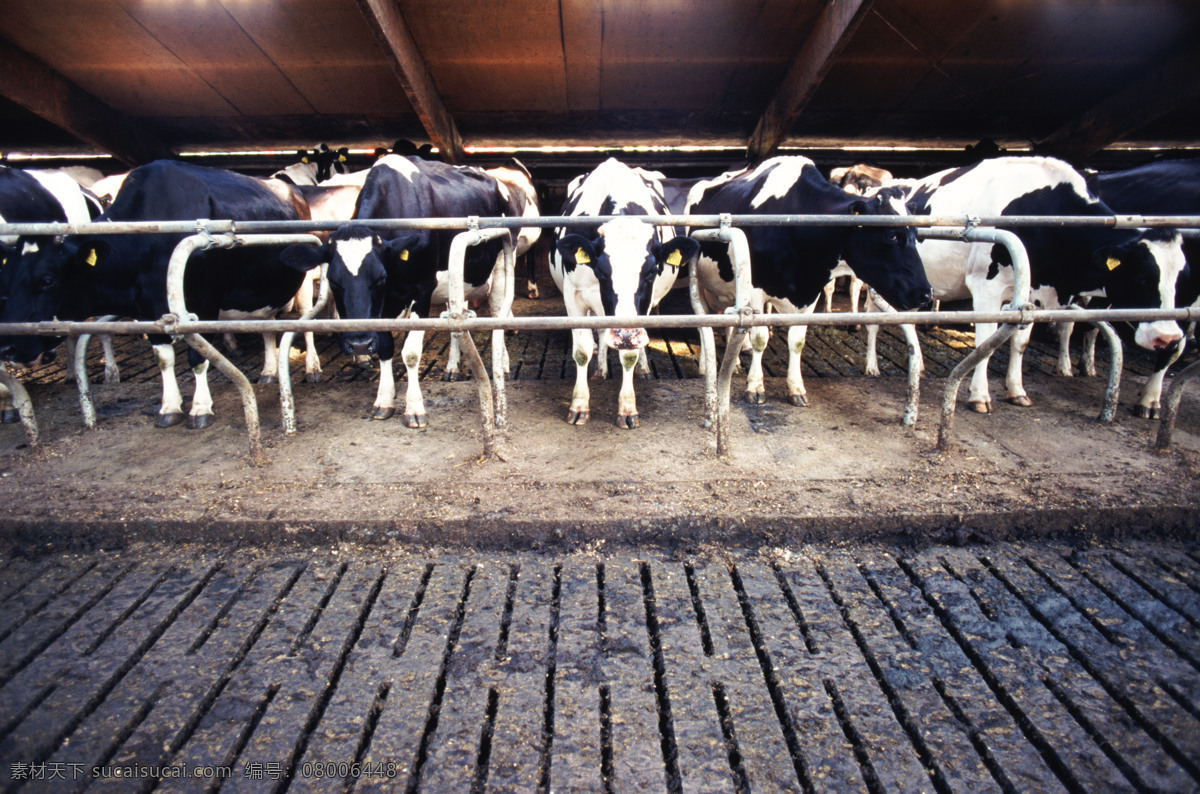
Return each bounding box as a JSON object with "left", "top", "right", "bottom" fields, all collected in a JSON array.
[
  {"left": 4, "top": 213, "right": 1200, "bottom": 237},
  {"left": 1, "top": 306, "right": 1195, "bottom": 338}
]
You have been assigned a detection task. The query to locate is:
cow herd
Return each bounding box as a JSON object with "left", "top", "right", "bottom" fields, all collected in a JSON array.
[{"left": 0, "top": 150, "right": 1196, "bottom": 441}]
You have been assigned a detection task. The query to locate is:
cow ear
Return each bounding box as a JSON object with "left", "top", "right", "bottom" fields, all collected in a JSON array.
[
  {"left": 280, "top": 242, "right": 329, "bottom": 272},
  {"left": 655, "top": 236, "right": 700, "bottom": 270},
  {"left": 557, "top": 235, "right": 601, "bottom": 269},
  {"left": 383, "top": 234, "right": 422, "bottom": 265},
  {"left": 849, "top": 199, "right": 872, "bottom": 216}
]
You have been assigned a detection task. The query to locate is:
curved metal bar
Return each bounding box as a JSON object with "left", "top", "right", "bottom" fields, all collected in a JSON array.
[
  {"left": 691, "top": 226, "right": 754, "bottom": 457},
  {"left": 1091, "top": 320, "right": 1123, "bottom": 422},
  {"left": 0, "top": 363, "right": 38, "bottom": 447},
  {"left": 73, "top": 315, "right": 120, "bottom": 429},
  {"left": 166, "top": 232, "right": 322, "bottom": 463},
  {"left": 688, "top": 248, "right": 718, "bottom": 427},
  {"left": 1155, "top": 357, "right": 1200, "bottom": 451},
  {"left": 446, "top": 227, "right": 512, "bottom": 460},
  {"left": 923, "top": 227, "right": 1032, "bottom": 452},
  {"left": 490, "top": 232, "right": 516, "bottom": 430},
  {"left": 867, "top": 290, "right": 922, "bottom": 426},
  {"left": 280, "top": 263, "right": 330, "bottom": 435}
]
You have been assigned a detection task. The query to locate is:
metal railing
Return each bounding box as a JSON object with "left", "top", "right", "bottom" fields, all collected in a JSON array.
[{"left": 1, "top": 215, "right": 1198, "bottom": 462}]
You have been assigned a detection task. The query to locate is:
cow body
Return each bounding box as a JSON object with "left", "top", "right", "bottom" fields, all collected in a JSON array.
[
  {"left": 550, "top": 158, "right": 699, "bottom": 428},
  {"left": 685, "top": 156, "right": 931, "bottom": 406},
  {"left": 903, "top": 156, "right": 1185, "bottom": 413},
  {"left": 1085, "top": 159, "right": 1200, "bottom": 417},
  {"left": 0, "top": 160, "right": 312, "bottom": 429},
  {"left": 280, "top": 155, "right": 536, "bottom": 427}
]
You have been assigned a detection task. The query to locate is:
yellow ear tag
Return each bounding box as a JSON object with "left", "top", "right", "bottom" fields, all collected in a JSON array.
[
  {"left": 301, "top": 156, "right": 310, "bottom": 163},
  {"left": 338, "top": 154, "right": 347, "bottom": 162},
  {"left": 575, "top": 248, "right": 591, "bottom": 265},
  {"left": 665, "top": 249, "right": 682, "bottom": 267},
  {"left": 1106, "top": 256, "right": 1121, "bottom": 271},
  {"left": 399, "top": 249, "right": 409, "bottom": 261},
  {"left": 86, "top": 249, "right": 98, "bottom": 267}
]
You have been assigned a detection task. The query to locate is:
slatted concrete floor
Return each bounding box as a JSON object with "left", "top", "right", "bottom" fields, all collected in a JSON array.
[{"left": 2, "top": 540, "right": 1199, "bottom": 792}]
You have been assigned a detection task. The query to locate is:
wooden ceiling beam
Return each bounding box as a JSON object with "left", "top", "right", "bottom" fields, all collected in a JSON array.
[
  {"left": 1037, "top": 45, "right": 1200, "bottom": 163},
  {"left": 747, "top": 0, "right": 875, "bottom": 163},
  {"left": 0, "top": 37, "right": 176, "bottom": 167},
  {"left": 353, "top": 0, "right": 464, "bottom": 164}
]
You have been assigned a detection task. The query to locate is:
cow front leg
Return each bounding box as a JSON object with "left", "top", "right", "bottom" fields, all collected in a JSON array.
[
  {"left": 785, "top": 324, "right": 808, "bottom": 406},
  {"left": 744, "top": 326, "right": 770, "bottom": 404},
  {"left": 1135, "top": 342, "right": 1184, "bottom": 418},
  {"left": 967, "top": 321, "right": 997, "bottom": 413},
  {"left": 568, "top": 328, "right": 594, "bottom": 424},
  {"left": 595, "top": 330, "right": 610, "bottom": 380},
  {"left": 259, "top": 333, "right": 280, "bottom": 384},
  {"left": 303, "top": 331, "right": 322, "bottom": 383},
  {"left": 399, "top": 329, "right": 426, "bottom": 427},
  {"left": 1056, "top": 321, "right": 1076, "bottom": 377},
  {"left": 1005, "top": 324, "right": 1034, "bottom": 407},
  {"left": 616, "top": 350, "right": 640, "bottom": 428},
  {"left": 188, "top": 355, "right": 215, "bottom": 429},
  {"left": 153, "top": 342, "right": 187, "bottom": 428}
]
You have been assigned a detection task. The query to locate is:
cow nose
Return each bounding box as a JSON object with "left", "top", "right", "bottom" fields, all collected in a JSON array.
[
  {"left": 604, "top": 328, "right": 649, "bottom": 350},
  {"left": 1152, "top": 332, "right": 1183, "bottom": 350},
  {"left": 343, "top": 335, "right": 376, "bottom": 357}
]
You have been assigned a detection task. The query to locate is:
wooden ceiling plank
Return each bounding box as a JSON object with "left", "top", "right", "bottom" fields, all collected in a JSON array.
[
  {"left": 352, "top": 0, "right": 464, "bottom": 163},
  {"left": 1037, "top": 45, "right": 1200, "bottom": 162},
  {"left": 0, "top": 37, "right": 175, "bottom": 166},
  {"left": 747, "top": 0, "right": 875, "bottom": 162}
]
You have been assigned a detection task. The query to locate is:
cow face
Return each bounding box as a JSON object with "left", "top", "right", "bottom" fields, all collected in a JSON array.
[
  {"left": 839, "top": 197, "right": 932, "bottom": 311},
  {"left": 557, "top": 218, "right": 698, "bottom": 350},
  {"left": 0, "top": 236, "right": 94, "bottom": 366},
  {"left": 281, "top": 225, "right": 421, "bottom": 356},
  {"left": 1095, "top": 229, "right": 1185, "bottom": 350}
]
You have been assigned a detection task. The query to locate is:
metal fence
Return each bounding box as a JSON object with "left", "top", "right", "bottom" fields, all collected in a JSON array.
[{"left": 2, "top": 215, "right": 1198, "bottom": 462}]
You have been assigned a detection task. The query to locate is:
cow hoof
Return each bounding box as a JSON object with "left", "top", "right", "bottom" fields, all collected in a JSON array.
[
  {"left": 567, "top": 409, "right": 590, "bottom": 425},
  {"left": 258, "top": 375, "right": 278, "bottom": 385},
  {"left": 1007, "top": 395, "right": 1033, "bottom": 408},
  {"left": 788, "top": 394, "right": 808, "bottom": 407},
  {"left": 188, "top": 414, "right": 214, "bottom": 430},
  {"left": 305, "top": 372, "right": 322, "bottom": 384},
  {"left": 617, "top": 414, "right": 640, "bottom": 429},
  {"left": 1, "top": 408, "right": 19, "bottom": 424},
  {"left": 403, "top": 413, "right": 427, "bottom": 429},
  {"left": 968, "top": 401, "right": 991, "bottom": 414},
  {"left": 746, "top": 391, "right": 767, "bottom": 405},
  {"left": 441, "top": 370, "right": 461, "bottom": 382},
  {"left": 372, "top": 407, "right": 395, "bottom": 421},
  {"left": 155, "top": 412, "right": 186, "bottom": 428},
  {"left": 1132, "top": 405, "right": 1158, "bottom": 419}
]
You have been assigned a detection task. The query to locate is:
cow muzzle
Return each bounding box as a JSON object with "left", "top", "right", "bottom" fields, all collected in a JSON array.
[
  {"left": 342, "top": 334, "right": 377, "bottom": 358},
  {"left": 1135, "top": 321, "right": 1183, "bottom": 352},
  {"left": 603, "top": 327, "right": 649, "bottom": 351}
]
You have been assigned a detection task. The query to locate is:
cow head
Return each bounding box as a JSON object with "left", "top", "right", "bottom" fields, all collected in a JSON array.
[
  {"left": 1093, "top": 228, "right": 1185, "bottom": 350},
  {"left": 281, "top": 225, "right": 422, "bottom": 356},
  {"left": 0, "top": 235, "right": 95, "bottom": 366},
  {"left": 840, "top": 195, "right": 932, "bottom": 311},
  {"left": 556, "top": 217, "right": 698, "bottom": 351}
]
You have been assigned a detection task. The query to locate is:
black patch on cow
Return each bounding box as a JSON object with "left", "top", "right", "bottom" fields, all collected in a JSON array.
[{"left": 986, "top": 242, "right": 1012, "bottom": 280}]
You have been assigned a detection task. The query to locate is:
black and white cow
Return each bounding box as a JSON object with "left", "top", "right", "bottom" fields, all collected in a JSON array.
[
  {"left": 551, "top": 158, "right": 699, "bottom": 428},
  {"left": 902, "top": 156, "right": 1186, "bottom": 413},
  {"left": 280, "top": 154, "right": 539, "bottom": 427},
  {"left": 1081, "top": 158, "right": 1200, "bottom": 417},
  {"left": 271, "top": 144, "right": 351, "bottom": 185},
  {"left": 685, "top": 156, "right": 932, "bottom": 406},
  {"left": 0, "top": 160, "right": 314, "bottom": 429},
  {"left": 0, "top": 166, "right": 117, "bottom": 422}
]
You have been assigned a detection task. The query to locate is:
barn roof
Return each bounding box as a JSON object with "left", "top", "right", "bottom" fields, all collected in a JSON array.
[{"left": 1, "top": 0, "right": 1198, "bottom": 172}]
